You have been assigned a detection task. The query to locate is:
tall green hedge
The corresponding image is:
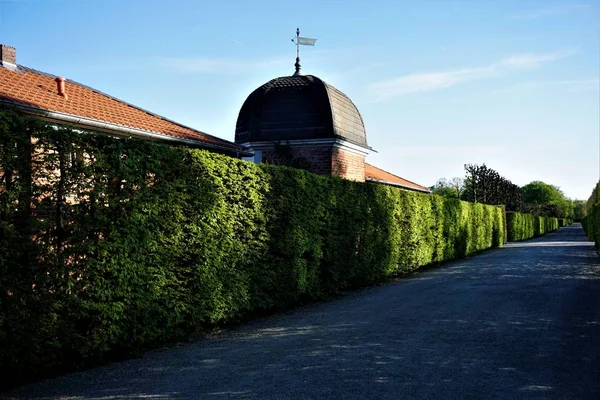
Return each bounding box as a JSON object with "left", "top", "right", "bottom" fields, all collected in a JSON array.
[
  {"left": 583, "top": 182, "right": 600, "bottom": 250},
  {"left": 506, "top": 212, "right": 535, "bottom": 241},
  {"left": 535, "top": 215, "right": 559, "bottom": 236},
  {"left": 558, "top": 218, "right": 570, "bottom": 228},
  {"left": 0, "top": 111, "right": 505, "bottom": 388},
  {"left": 504, "top": 211, "right": 560, "bottom": 242}
]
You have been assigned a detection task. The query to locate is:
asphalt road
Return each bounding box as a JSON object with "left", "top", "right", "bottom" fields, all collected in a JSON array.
[{"left": 4, "top": 224, "right": 599, "bottom": 400}]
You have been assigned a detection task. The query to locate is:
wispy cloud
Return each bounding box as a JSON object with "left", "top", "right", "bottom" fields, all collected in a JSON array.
[
  {"left": 496, "top": 51, "right": 576, "bottom": 69},
  {"left": 493, "top": 78, "right": 600, "bottom": 95},
  {"left": 161, "top": 55, "right": 289, "bottom": 74},
  {"left": 510, "top": 3, "right": 590, "bottom": 20},
  {"left": 226, "top": 37, "right": 243, "bottom": 46},
  {"left": 366, "top": 50, "right": 576, "bottom": 102}
]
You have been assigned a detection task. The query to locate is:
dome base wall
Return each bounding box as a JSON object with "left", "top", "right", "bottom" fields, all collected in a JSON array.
[
  {"left": 331, "top": 148, "right": 365, "bottom": 182},
  {"left": 240, "top": 138, "right": 367, "bottom": 182}
]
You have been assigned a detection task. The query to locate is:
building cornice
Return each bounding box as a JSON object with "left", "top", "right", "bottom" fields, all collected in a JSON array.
[{"left": 239, "top": 137, "right": 373, "bottom": 157}]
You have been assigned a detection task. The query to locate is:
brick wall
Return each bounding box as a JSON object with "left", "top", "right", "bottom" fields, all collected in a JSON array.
[
  {"left": 260, "top": 145, "right": 365, "bottom": 182},
  {"left": 331, "top": 148, "right": 365, "bottom": 182},
  {"left": 261, "top": 146, "right": 333, "bottom": 176}
]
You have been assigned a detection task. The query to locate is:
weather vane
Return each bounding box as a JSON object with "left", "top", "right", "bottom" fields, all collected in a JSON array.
[{"left": 291, "top": 28, "right": 317, "bottom": 76}]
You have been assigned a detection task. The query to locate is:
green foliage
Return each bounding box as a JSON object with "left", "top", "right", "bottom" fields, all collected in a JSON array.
[
  {"left": 523, "top": 181, "right": 563, "bottom": 204},
  {"left": 506, "top": 211, "right": 560, "bottom": 241},
  {"left": 522, "top": 181, "right": 573, "bottom": 218},
  {"left": 431, "top": 184, "right": 457, "bottom": 199},
  {"left": 583, "top": 182, "right": 600, "bottom": 250},
  {"left": 462, "top": 163, "right": 523, "bottom": 211},
  {"left": 572, "top": 200, "right": 587, "bottom": 221},
  {"left": 431, "top": 177, "right": 463, "bottom": 199},
  {"left": 0, "top": 110, "right": 505, "bottom": 388},
  {"left": 585, "top": 182, "right": 600, "bottom": 216}
]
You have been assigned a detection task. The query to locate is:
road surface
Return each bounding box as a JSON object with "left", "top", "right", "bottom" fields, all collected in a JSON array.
[{"left": 4, "top": 224, "right": 599, "bottom": 399}]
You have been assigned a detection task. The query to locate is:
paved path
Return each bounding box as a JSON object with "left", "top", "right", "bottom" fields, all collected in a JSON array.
[{"left": 4, "top": 224, "right": 599, "bottom": 400}]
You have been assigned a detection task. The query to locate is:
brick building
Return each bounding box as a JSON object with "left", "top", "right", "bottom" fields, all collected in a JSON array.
[
  {"left": 1, "top": 42, "right": 429, "bottom": 194},
  {"left": 235, "top": 67, "right": 430, "bottom": 192},
  {"left": 236, "top": 74, "right": 371, "bottom": 182}
]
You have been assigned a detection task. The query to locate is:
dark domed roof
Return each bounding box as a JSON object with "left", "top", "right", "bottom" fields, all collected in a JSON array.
[{"left": 235, "top": 75, "right": 368, "bottom": 147}]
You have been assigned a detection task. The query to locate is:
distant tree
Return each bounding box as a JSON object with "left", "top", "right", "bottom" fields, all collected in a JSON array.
[
  {"left": 433, "top": 186, "right": 457, "bottom": 199},
  {"left": 449, "top": 177, "right": 464, "bottom": 199},
  {"left": 573, "top": 200, "right": 587, "bottom": 221},
  {"left": 463, "top": 164, "right": 483, "bottom": 203},
  {"left": 435, "top": 178, "right": 449, "bottom": 187},
  {"left": 522, "top": 181, "right": 563, "bottom": 205},
  {"left": 459, "top": 165, "right": 577, "bottom": 217},
  {"left": 522, "top": 181, "right": 572, "bottom": 218},
  {"left": 462, "top": 163, "right": 522, "bottom": 211},
  {"left": 432, "top": 177, "right": 463, "bottom": 199}
]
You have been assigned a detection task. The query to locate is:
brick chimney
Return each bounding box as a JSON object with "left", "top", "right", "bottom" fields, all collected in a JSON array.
[{"left": 0, "top": 45, "right": 17, "bottom": 70}]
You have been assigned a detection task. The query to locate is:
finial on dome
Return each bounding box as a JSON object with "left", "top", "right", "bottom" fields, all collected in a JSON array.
[
  {"left": 291, "top": 28, "right": 316, "bottom": 76},
  {"left": 294, "top": 56, "right": 301, "bottom": 76}
]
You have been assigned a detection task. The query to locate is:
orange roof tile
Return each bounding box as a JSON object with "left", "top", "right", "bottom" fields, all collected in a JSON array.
[
  {"left": 365, "top": 163, "right": 430, "bottom": 193},
  {"left": 0, "top": 65, "right": 244, "bottom": 152}
]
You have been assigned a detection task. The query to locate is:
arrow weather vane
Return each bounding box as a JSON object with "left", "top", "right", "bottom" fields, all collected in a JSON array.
[{"left": 291, "top": 28, "right": 317, "bottom": 76}]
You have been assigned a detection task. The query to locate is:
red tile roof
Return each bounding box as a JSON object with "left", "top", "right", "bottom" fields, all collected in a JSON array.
[
  {"left": 365, "top": 163, "right": 430, "bottom": 193},
  {"left": 0, "top": 65, "right": 244, "bottom": 153}
]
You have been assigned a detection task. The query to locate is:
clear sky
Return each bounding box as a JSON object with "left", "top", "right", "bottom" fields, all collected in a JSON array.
[{"left": 1, "top": 0, "right": 598, "bottom": 199}]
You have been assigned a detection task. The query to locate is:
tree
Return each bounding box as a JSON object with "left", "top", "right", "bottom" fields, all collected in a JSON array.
[
  {"left": 462, "top": 163, "right": 522, "bottom": 211},
  {"left": 448, "top": 177, "right": 464, "bottom": 199},
  {"left": 432, "top": 177, "right": 463, "bottom": 199},
  {"left": 522, "top": 181, "right": 562, "bottom": 205},
  {"left": 573, "top": 200, "right": 587, "bottom": 221},
  {"left": 522, "top": 181, "right": 572, "bottom": 218}
]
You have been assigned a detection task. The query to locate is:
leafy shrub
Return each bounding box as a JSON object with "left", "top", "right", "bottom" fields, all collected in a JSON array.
[
  {"left": 506, "top": 212, "right": 535, "bottom": 241},
  {"left": 506, "top": 212, "right": 559, "bottom": 241},
  {"left": 0, "top": 111, "right": 505, "bottom": 388},
  {"left": 583, "top": 182, "right": 600, "bottom": 250}
]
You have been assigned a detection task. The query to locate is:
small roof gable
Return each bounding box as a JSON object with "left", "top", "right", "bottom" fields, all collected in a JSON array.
[
  {"left": 0, "top": 64, "right": 245, "bottom": 154},
  {"left": 365, "top": 163, "right": 430, "bottom": 193}
]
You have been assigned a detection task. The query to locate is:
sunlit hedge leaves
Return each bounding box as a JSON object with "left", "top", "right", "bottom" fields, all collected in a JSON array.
[
  {"left": 506, "top": 211, "right": 560, "bottom": 241},
  {"left": 1, "top": 110, "right": 504, "bottom": 387},
  {"left": 582, "top": 182, "right": 600, "bottom": 250}
]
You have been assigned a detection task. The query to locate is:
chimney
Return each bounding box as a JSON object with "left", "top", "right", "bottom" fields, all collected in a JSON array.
[
  {"left": 55, "top": 77, "right": 68, "bottom": 99},
  {"left": 0, "top": 44, "right": 17, "bottom": 70}
]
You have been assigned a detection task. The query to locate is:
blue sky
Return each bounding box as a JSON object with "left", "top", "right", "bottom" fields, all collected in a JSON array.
[{"left": 1, "top": 0, "right": 598, "bottom": 199}]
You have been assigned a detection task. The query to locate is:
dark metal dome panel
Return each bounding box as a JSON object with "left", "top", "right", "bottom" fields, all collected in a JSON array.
[
  {"left": 324, "top": 83, "right": 367, "bottom": 146},
  {"left": 235, "top": 75, "right": 367, "bottom": 147}
]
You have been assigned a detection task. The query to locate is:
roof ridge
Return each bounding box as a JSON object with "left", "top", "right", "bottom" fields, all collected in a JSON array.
[
  {"left": 365, "top": 163, "right": 429, "bottom": 190},
  {"left": 17, "top": 64, "right": 236, "bottom": 147}
]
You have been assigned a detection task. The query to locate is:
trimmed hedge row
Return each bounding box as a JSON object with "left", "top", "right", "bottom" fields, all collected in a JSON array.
[
  {"left": 0, "top": 112, "right": 505, "bottom": 388},
  {"left": 536, "top": 215, "right": 559, "bottom": 235},
  {"left": 583, "top": 205, "right": 600, "bottom": 250},
  {"left": 506, "top": 211, "right": 560, "bottom": 241},
  {"left": 582, "top": 182, "right": 600, "bottom": 250}
]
